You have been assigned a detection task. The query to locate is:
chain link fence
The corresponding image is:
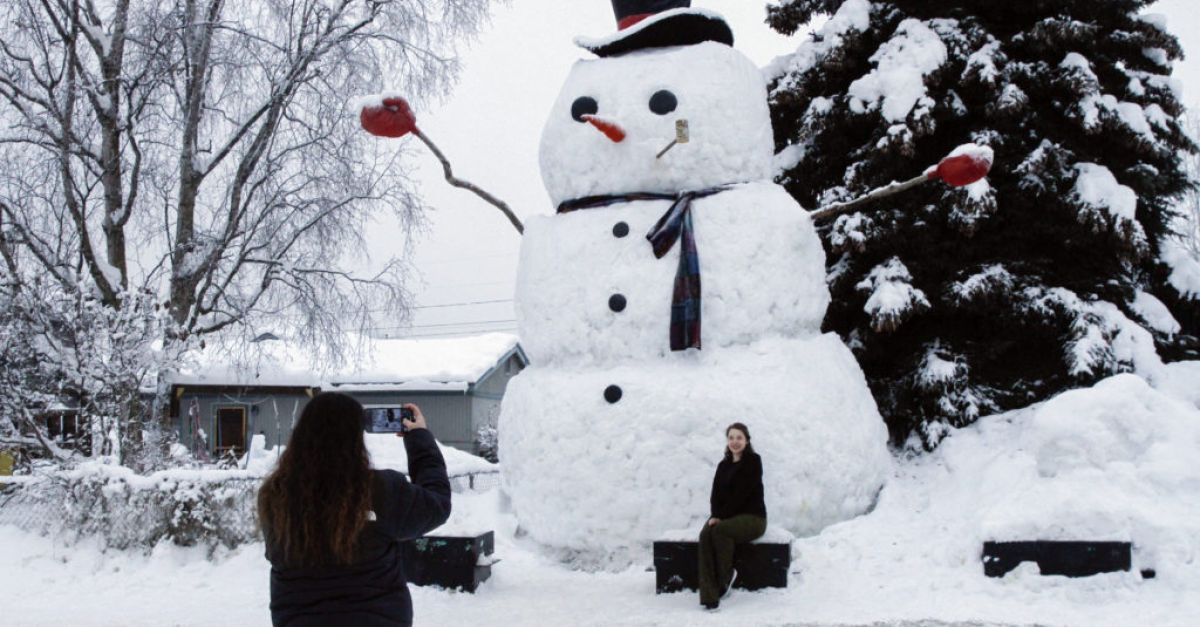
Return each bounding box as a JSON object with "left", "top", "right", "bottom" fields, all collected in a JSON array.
[{"left": 0, "top": 468, "right": 500, "bottom": 552}]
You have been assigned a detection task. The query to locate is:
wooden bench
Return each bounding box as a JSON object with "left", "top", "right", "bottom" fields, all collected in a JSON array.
[
  {"left": 653, "top": 536, "right": 791, "bottom": 594},
  {"left": 402, "top": 531, "right": 495, "bottom": 592},
  {"left": 982, "top": 540, "right": 1139, "bottom": 578}
]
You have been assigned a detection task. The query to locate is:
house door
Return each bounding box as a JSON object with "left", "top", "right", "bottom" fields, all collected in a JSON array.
[{"left": 216, "top": 407, "right": 247, "bottom": 457}]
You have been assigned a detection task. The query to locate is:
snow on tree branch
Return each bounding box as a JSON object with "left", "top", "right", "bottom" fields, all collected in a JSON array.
[
  {"left": 856, "top": 257, "right": 930, "bottom": 333},
  {"left": 1071, "top": 163, "right": 1149, "bottom": 255}
]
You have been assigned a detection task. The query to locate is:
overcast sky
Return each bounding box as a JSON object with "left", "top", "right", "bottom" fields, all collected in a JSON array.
[{"left": 364, "top": 0, "right": 1200, "bottom": 339}]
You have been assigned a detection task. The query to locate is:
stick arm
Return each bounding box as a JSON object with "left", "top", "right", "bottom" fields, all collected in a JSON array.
[
  {"left": 809, "top": 172, "right": 932, "bottom": 225},
  {"left": 413, "top": 129, "right": 524, "bottom": 235}
]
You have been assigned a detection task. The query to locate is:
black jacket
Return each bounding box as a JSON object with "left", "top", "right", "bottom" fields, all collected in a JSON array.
[
  {"left": 266, "top": 428, "right": 451, "bottom": 627},
  {"left": 709, "top": 451, "right": 767, "bottom": 520}
]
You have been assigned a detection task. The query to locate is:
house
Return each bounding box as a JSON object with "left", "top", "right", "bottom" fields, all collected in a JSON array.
[{"left": 165, "top": 333, "right": 526, "bottom": 459}]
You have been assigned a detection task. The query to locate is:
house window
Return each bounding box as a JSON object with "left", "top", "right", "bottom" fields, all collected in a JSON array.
[
  {"left": 215, "top": 407, "right": 247, "bottom": 457},
  {"left": 47, "top": 412, "right": 79, "bottom": 437}
]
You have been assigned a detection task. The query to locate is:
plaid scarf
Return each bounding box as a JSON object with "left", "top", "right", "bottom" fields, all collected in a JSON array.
[{"left": 557, "top": 187, "right": 727, "bottom": 351}]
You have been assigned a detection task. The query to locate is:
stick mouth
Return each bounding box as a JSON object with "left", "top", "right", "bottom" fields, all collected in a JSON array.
[{"left": 581, "top": 114, "right": 627, "bottom": 143}]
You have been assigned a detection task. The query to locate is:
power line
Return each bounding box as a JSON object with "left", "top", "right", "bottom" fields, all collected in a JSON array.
[
  {"left": 414, "top": 252, "right": 519, "bottom": 266},
  {"left": 411, "top": 298, "right": 513, "bottom": 310},
  {"left": 367, "top": 318, "right": 517, "bottom": 332},
  {"left": 361, "top": 298, "right": 514, "bottom": 314},
  {"left": 419, "top": 280, "right": 514, "bottom": 290},
  {"left": 382, "top": 327, "right": 519, "bottom": 339}
]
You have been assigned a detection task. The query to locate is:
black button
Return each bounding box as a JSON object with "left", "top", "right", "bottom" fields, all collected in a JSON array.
[
  {"left": 609, "top": 294, "right": 627, "bottom": 312},
  {"left": 604, "top": 385, "right": 623, "bottom": 404},
  {"left": 612, "top": 221, "right": 630, "bottom": 238}
]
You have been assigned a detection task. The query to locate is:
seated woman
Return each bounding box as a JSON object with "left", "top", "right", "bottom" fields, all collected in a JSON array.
[
  {"left": 698, "top": 422, "right": 767, "bottom": 610},
  {"left": 258, "top": 392, "right": 450, "bottom": 626}
]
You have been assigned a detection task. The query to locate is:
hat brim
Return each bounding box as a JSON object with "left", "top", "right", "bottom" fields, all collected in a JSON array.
[{"left": 575, "top": 8, "right": 734, "bottom": 58}]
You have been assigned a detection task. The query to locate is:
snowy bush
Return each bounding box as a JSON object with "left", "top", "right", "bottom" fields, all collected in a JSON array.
[
  {"left": 66, "top": 466, "right": 261, "bottom": 552},
  {"left": 474, "top": 424, "right": 499, "bottom": 464},
  {"left": 3, "top": 464, "right": 262, "bottom": 553},
  {"left": 0, "top": 437, "right": 500, "bottom": 553}
]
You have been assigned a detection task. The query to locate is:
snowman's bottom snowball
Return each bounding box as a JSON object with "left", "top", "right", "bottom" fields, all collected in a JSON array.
[{"left": 498, "top": 333, "right": 891, "bottom": 570}]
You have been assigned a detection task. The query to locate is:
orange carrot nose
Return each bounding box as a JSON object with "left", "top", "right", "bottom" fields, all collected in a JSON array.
[{"left": 582, "top": 114, "right": 626, "bottom": 143}]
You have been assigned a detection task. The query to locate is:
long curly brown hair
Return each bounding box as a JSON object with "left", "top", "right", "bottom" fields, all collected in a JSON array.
[{"left": 257, "top": 392, "right": 373, "bottom": 567}]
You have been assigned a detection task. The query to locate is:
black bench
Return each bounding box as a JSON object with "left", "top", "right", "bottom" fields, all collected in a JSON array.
[
  {"left": 403, "top": 531, "right": 495, "bottom": 592},
  {"left": 653, "top": 540, "right": 790, "bottom": 593},
  {"left": 982, "top": 541, "right": 1138, "bottom": 578}
]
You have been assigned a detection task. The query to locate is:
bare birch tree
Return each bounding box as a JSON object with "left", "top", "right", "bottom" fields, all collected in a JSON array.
[{"left": 0, "top": 0, "right": 491, "bottom": 464}]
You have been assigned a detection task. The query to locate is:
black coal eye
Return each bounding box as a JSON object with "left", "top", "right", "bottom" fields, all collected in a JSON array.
[
  {"left": 649, "top": 90, "right": 677, "bottom": 115},
  {"left": 571, "top": 96, "right": 599, "bottom": 122}
]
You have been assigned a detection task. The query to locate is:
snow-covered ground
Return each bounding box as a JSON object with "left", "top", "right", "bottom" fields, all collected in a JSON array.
[{"left": 4, "top": 368, "right": 1199, "bottom": 626}]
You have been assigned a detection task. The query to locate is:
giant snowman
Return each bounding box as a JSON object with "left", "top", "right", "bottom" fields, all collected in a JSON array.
[{"left": 499, "top": 0, "right": 891, "bottom": 568}]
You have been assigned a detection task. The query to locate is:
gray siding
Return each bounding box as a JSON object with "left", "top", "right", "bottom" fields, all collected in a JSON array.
[
  {"left": 176, "top": 390, "right": 311, "bottom": 455},
  {"left": 469, "top": 353, "right": 525, "bottom": 445},
  {"left": 170, "top": 345, "right": 527, "bottom": 458},
  {"left": 343, "top": 391, "right": 473, "bottom": 450}
]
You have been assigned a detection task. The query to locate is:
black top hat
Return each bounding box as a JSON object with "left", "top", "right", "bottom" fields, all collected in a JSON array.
[{"left": 575, "top": 0, "right": 734, "bottom": 58}]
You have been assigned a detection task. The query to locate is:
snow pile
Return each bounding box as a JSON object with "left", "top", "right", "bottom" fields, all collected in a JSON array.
[
  {"left": 170, "top": 432, "right": 497, "bottom": 478},
  {"left": 847, "top": 18, "right": 947, "bottom": 122},
  {"left": 6, "top": 369, "right": 1200, "bottom": 625},
  {"left": 8, "top": 366, "right": 1200, "bottom": 625},
  {"left": 784, "top": 369, "right": 1200, "bottom": 626},
  {"left": 539, "top": 42, "right": 774, "bottom": 205},
  {"left": 240, "top": 434, "right": 279, "bottom": 474},
  {"left": 966, "top": 374, "right": 1200, "bottom": 557},
  {"left": 365, "top": 432, "right": 498, "bottom": 476},
  {"left": 1153, "top": 360, "right": 1200, "bottom": 408}
]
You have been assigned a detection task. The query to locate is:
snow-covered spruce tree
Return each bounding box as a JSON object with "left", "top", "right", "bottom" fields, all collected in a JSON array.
[{"left": 766, "top": 0, "right": 1200, "bottom": 447}]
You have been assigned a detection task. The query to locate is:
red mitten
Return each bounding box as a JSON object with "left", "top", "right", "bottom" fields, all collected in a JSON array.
[
  {"left": 361, "top": 96, "right": 417, "bottom": 138},
  {"left": 933, "top": 152, "right": 992, "bottom": 187}
]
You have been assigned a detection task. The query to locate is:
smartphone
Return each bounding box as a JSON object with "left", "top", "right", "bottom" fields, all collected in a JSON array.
[{"left": 364, "top": 406, "right": 414, "bottom": 433}]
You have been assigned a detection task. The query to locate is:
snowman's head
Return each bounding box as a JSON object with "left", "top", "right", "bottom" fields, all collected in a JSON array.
[{"left": 539, "top": 42, "right": 774, "bottom": 207}]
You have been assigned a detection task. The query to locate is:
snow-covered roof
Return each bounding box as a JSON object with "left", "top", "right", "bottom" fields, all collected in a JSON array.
[{"left": 167, "top": 333, "right": 523, "bottom": 392}]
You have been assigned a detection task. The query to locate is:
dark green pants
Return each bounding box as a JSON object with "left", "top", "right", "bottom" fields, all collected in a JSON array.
[{"left": 698, "top": 514, "right": 767, "bottom": 604}]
